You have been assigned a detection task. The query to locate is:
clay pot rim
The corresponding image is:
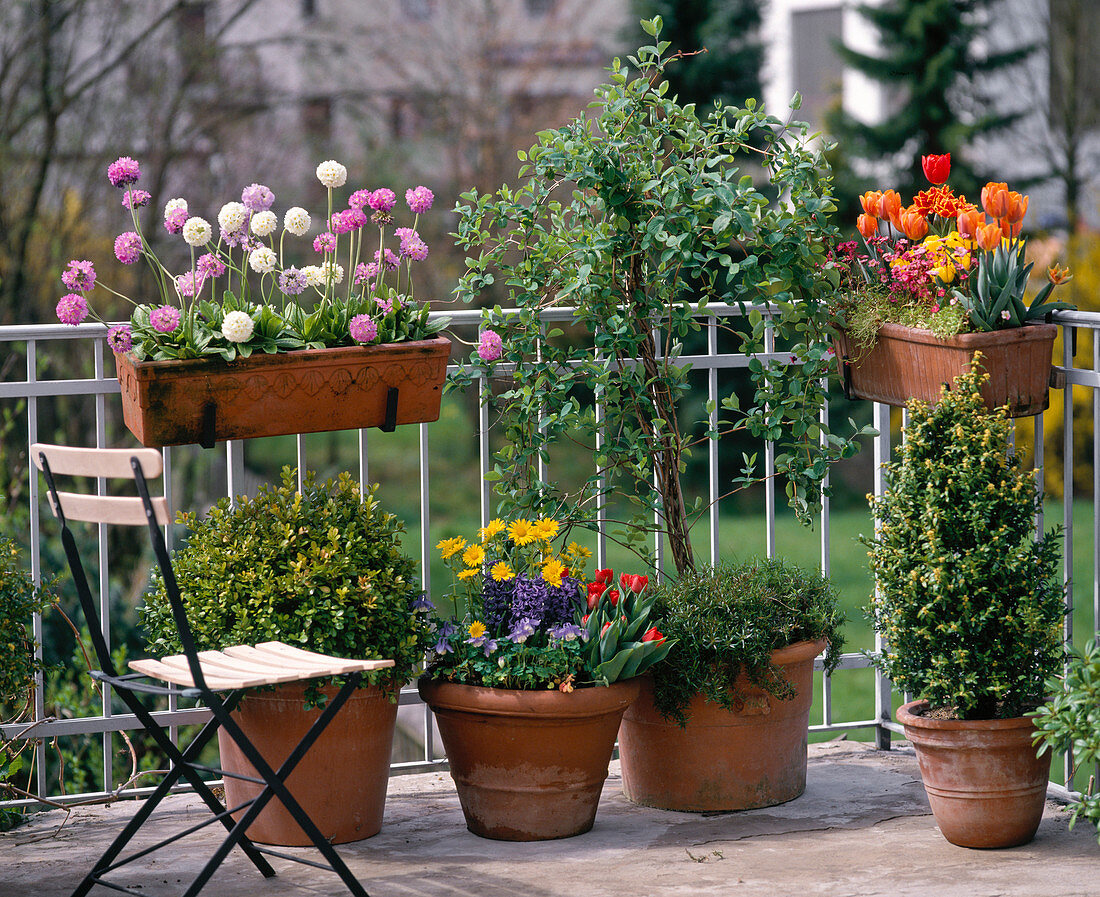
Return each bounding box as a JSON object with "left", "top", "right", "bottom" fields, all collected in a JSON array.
[
  {"left": 418, "top": 676, "right": 641, "bottom": 718},
  {"left": 869, "top": 321, "right": 1056, "bottom": 348},
  {"left": 768, "top": 637, "right": 827, "bottom": 666},
  {"left": 896, "top": 698, "right": 1041, "bottom": 732}
]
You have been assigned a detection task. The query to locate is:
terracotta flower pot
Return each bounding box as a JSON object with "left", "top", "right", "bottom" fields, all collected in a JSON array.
[
  {"left": 418, "top": 677, "right": 641, "bottom": 841},
  {"left": 217, "top": 682, "right": 398, "bottom": 846},
  {"left": 617, "top": 639, "right": 824, "bottom": 812},
  {"left": 115, "top": 336, "right": 451, "bottom": 447},
  {"left": 897, "top": 699, "right": 1049, "bottom": 849},
  {"left": 832, "top": 322, "right": 1056, "bottom": 417}
]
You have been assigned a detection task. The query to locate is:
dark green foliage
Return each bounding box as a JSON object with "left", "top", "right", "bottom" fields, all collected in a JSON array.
[
  {"left": 140, "top": 468, "right": 432, "bottom": 700},
  {"left": 629, "top": 1, "right": 764, "bottom": 110},
  {"left": 863, "top": 362, "right": 1065, "bottom": 720},
  {"left": 647, "top": 557, "right": 844, "bottom": 725},
  {"left": 829, "top": 0, "right": 1035, "bottom": 203},
  {"left": 0, "top": 536, "right": 57, "bottom": 830},
  {"left": 1033, "top": 639, "right": 1100, "bottom": 842}
]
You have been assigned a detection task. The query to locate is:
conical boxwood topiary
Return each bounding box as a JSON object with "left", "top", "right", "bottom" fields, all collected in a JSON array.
[{"left": 863, "top": 358, "right": 1065, "bottom": 720}]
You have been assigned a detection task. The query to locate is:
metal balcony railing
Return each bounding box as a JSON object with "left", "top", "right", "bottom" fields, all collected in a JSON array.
[{"left": 1, "top": 306, "right": 1096, "bottom": 810}]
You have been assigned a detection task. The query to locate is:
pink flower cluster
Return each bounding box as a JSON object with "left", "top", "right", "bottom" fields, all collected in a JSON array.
[
  {"left": 349, "top": 313, "right": 378, "bottom": 344},
  {"left": 107, "top": 157, "right": 140, "bottom": 188},
  {"left": 477, "top": 329, "right": 503, "bottom": 362}
]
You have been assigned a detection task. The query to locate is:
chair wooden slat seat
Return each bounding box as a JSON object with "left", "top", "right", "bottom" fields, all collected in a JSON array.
[{"left": 128, "top": 644, "right": 394, "bottom": 691}]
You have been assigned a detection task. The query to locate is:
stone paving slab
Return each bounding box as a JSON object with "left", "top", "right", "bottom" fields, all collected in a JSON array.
[{"left": 2, "top": 741, "right": 1096, "bottom": 897}]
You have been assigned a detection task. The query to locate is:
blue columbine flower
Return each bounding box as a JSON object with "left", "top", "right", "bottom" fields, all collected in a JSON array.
[
  {"left": 433, "top": 637, "right": 453, "bottom": 655},
  {"left": 508, "top": 618, "right": 536, "bottom": 643},
  {"left": 549, "top": 622, "right": 586, "bottom": 642},
  {"left": 411, "top": 594, "right": 435, "bottom": 613}
]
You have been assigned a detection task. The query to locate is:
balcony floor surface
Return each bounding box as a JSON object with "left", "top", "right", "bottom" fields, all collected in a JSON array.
[{"left": 2, "top": 741, "right": 1096, "bottom": 897}]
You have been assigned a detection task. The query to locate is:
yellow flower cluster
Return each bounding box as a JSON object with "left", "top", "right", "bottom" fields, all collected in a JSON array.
[
  {"left": 437, "top": 517, "right": 591, "bottom": 588},
  {"left": 921, "top": 231, "right": 973, "bottom": 283}
]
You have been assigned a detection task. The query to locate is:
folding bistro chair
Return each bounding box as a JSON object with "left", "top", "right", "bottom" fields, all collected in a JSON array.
[{"left": 32, "top": 443, "right": 391, "bottom": 897}]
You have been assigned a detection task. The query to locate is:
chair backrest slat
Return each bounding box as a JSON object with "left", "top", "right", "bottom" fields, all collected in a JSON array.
[
  {"left": 48, "top": 491, "right": 170, "bottom": 527},
  {"left": 30, "top": 443, "right": 164, "bottom": 479}
]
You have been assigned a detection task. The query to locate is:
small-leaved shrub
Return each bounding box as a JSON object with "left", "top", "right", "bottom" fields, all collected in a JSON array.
[
  {"left": 648, "top": 557, "right": 844, "bottom": 725},
  {"left": 1033, "top": 639, "right": 1100, "bottom": 843},
  {"left": 140, "top": 468, "right": 433, "bottom": 701},
  {"left": 1, "top": 536, "right": 58, "bottom": 830},
  {"left": 863, "top": 360, "right": 1065, "bottom": 720}
]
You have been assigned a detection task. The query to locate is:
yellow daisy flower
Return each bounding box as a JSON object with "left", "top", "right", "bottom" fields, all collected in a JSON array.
[
  {"left": 436, "top": 536, "right": 467, "bottom": 560},
  {"left": 533, "top": 519, "right": 560, "bottom": 542},
  {"left": 462, "top": 544, "right": 486, "bottom": 568},
  {"left": 508, "top": 519, "right": 537, "bottom": 545},
  {"left": 467, "top": 621, "right": 487, "bottom": 639},
  {"left": 479, "top": 519, "right": 506, "bottom": 542},
  {"left": 565, "top": 542, "right": 592, "bottom": 561},
  {"left": 490, "top": 561, "right": 514, "bottom": 582},
  {"left": 457, "top": 568, "right": 479, "bottom": 581},
  {"left": 541, "top": 558, "right": 567, "bottom": 584}
]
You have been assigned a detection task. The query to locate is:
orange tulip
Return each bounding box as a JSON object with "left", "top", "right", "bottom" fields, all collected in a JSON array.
[
  {"left": 1004, "top": 191, "right": 1029, "bottom": 224},
  {"left": 859, "top": 191, "right": 883, "bottom": 217},
  {"left": 857, "top": 213, "right": 878, "bottom": 239},
  {"left": 975, "top": 222, "right": 1002, "bottom": 252},
  {"left": 880, "top": 189, "right": 902, "bottom": 226},
  {"left": 1000, "top": 218, "right": 1022, "bottom": 239},
  {"left": 956, "top": 206, "right": 985, "bottom": 239},
  {"left": 981, "top": 182, "right": 1010, "bottom": 219},
  {"left": 899, "top": 207, "right": 929, "bottom": 241}
]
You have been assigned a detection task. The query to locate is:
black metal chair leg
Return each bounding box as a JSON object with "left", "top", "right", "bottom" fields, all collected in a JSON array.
[{"left": 183, "top": 678, "right": 370, "bottom": 897}]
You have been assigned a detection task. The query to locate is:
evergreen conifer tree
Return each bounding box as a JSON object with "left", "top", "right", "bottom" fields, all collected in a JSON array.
[
  {"left": 829, "top": 0, "right": 1035, "bottom": 203},
  {"left": 630, "top": 1, "right": 764, "bottom": 110}
]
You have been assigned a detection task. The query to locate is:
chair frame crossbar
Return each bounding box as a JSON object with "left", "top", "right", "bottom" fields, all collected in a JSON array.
[{"left": 34, "top": 444, "right": 374, "bottom": 897}]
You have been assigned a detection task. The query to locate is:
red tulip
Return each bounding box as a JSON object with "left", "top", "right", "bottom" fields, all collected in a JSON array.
[
  {"left": 641, "top": 627, "right": 665, "bottom": 643},
  {"left": 607, "top": 588, "right": 620, "bottom": 607},
  {"left": 921, "top": 153, "right": 951, "bottom": 185},
  {"left": 593, "top": 568, "right": 613, "bottom": 585},
  {"left": 586, "top": 581, "right": 606, "bottom": 610},
  {"left": 600, "top": 621, "right": 612, "bottom": 636},
  {"left": 856, "top": 213, "right": 878, "bottom": 240},
  {"left": 618, "top": 573, "right": 649, "bottom": 594}
]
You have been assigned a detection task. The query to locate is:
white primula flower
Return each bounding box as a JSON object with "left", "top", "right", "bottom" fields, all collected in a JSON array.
[
  {"left": 181, "top": 216, "right": 212, "bottom": 247},
  {"left": 283, "top": 207, "right": 311, "bottom": 236},
  {"left": 218, "top": 201, "right": 248, "bottom": 234},
  {"left": 315, "top": 160, "right": 347, "bottom": 189},
  {"left": 248, "top": 247, "right": 277, "bottom": 274},
  {"left": 164, "top": 197, "right": 188, "bottom": 218},
  {"left": 221, "top": 310, "right": 255, "bottom": 343},
  {"left": 249, "top": 210, "right": 278, "bottom": 237},
  {"left": 322, "top": 261, "right": 344, "bottom": 284},
  {"left": 302, "top": 264, "right": 325, "bottom": 287}
]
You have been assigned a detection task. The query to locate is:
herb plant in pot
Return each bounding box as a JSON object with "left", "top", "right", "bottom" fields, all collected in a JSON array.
[
  {"left": 140, "top": 468, "right": 434, "bottom": 846},
  {"left": 864, "top": 360, "right": 1065, "bottom": 848},
  {"left": 419, "top": 519, "right": 671, "bottom": 841},
  {"left": 617, "top": 557, "right": 844, "bottom": 811}
]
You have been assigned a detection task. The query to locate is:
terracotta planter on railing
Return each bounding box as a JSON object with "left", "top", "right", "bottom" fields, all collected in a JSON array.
[
  {"left": 115, "top": 336, "right": 451, "bottom": 448},
  {"left": 833, "top": 322, "right": 1057, "bottom": 418}
]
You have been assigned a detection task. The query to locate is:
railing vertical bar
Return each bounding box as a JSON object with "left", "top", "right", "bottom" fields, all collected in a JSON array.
[
  {"left": 764, "top": 319, "right": 775, "bottom": 559},
  {"left": 26, "top": 339, "right": 45, "bottom": 799},
  {"left": 820, "top": 378, "right": 831, "bottom": 577},
  {"left": 358, "top": 428, "right": 369, "bottom": 488},
  {"left": 226, "top": 440, "right": 245, "bottom": 503},
  {"left": 419, "top": 417, "right": 433, "bottom": 763},
  {"left": 708, "top": 317, "right": 719, "bottom": 566},
  {"left": 873, "top": 401, "right": 892, "bottom": 750},
  {"left": 163, "top": 446, "right": 179, "bottom": 746},
  {"left": 595, "top": 389, "right": 607, "bottom": 571},
  {"left": 1094, "top": 332, "right": 1099, "bottom": 636},
  {"left": 1035, "top": 412, "right": 1045, "bottom": 537},
  {"left": 93, "top": 339, "right": 114, "bottom": 794},
  {"left": 1063, "top": 329, "right": 1075, "bottom": 785},
  {"left": 295, "top": 434, "right": 306, "bottom": 493},
  {"left": 479, "top": 377, "right": 491, "bottom": 527}
]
